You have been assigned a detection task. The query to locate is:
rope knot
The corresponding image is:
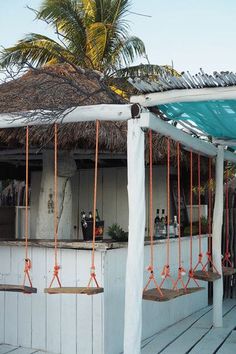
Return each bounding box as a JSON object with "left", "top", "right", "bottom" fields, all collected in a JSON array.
[
  {"left": 179, "top": 266, "right": 186, "bottom": 276},
  {"left": 24, "top": 258, "right": 32, "bottom": 272},
  {"left": 90, "top": 266, "right": 96, "bottom": 278},
  {"left": 53, "top": 265, "right": 60, "bottom": 276}
]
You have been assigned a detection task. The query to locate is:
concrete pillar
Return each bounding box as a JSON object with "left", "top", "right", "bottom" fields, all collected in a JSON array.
[{"left": 35, "top": 150, "right": 76, "bottom": 239}]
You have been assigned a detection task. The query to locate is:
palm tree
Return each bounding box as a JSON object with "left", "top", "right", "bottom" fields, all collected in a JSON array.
[{"left": 0, "top": 0, "right": 146, "bottom": 77}]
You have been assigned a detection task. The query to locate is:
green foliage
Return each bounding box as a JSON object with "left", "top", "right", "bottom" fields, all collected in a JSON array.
[
  {"left": 0, "top": 0, "right": 146, "bottom": 76},
  {"left": 108, "top": 223, "right": 128, "bottom": 241}
]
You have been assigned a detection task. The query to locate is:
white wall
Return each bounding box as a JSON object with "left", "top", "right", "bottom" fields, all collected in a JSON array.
[
  {"left": 0, "top": 238, "right": 208, "bottom": 354},
  {"left": 30, "top": 166, "right": 169, "bottom": 239}
]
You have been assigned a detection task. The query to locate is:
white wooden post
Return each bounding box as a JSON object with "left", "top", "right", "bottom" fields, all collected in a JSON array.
[
  {"left": 212, "top": 146, "right": 224, "bottom": 327},
  {"left": 124, "top": 118, "right": 145, "bottom": 354}
]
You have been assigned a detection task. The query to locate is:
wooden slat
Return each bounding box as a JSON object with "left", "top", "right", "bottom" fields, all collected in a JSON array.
[
  {"left": 0, "top": 344, "right": 18, "bottom": 354},
  {"left": 143, "top": 287, "right": 204, "bottom": 302},
  {"left": 0, "top": 284, "right": 37, "bottom": 294},
  {"left": 193, "top": 270, "right": 221, "bottom": 282},
  {"left": 222, "top": 266, "right": 236, "bottom": 276},
  {"left": 217, "top": 330, "right": 236, "bottom": 354},
  {"left": 44, "top": 286, "right": 104, "bottom": 295}
]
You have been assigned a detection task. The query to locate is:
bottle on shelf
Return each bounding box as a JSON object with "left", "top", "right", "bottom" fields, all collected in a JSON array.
[
  {"left": 161, "top": 209, "right": 165, "bottom": 222},
  {"left": 96, "top": 208, "right": 101, "bottom": 222},
  {"left": 81, "top": 210, "right": 87, "bottom": 228},
  {"left": 88, "top": 211, "right": 93, "bottom": 220},
  {"left": 154, "top": 209, "right": 160, "bottom": 238},
  {"left": 174, "top": 215, "right": 179, "bottom": 237}
]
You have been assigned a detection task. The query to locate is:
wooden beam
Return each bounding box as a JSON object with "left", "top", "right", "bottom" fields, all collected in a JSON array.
[
  {"left": 212, "top": 146, "right": 224, "bottom": 327},
  {"left": 140, "top": 112, "right": 217, "bottom": 157},
  {"left": 0, "top": 103, "right": 141, "bottom": 128},
  {"left": 131, "top": 86, "right": 236, "bottom": 107}
]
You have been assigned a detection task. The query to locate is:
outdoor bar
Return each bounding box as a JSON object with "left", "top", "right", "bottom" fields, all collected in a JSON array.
[{"left": 0, "top": 68, "right": 236, "bottom": 354}]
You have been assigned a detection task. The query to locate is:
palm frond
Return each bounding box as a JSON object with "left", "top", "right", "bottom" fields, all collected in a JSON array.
[{"left": 0, "top": 33, "right": 79, "bottom": 68}]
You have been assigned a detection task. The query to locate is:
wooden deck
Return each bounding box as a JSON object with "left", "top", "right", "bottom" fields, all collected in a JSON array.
[
  {"left": 1, "top": 300, "right": 235, "bottom": 354},
  {"left": 141, "top": 299, "right": 236, "bottom": 354}
]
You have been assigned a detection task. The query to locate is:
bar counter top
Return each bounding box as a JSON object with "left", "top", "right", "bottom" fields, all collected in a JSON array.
[{"left": 0, "top": 234, "right": 208, "bottom": 251}]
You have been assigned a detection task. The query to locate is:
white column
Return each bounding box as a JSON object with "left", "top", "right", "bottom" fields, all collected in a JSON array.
[
  {"left": 212, "top": 146, "right": 224, "bottom": 327},
  {"left": 124, "top": 118, "right": 145, "bottom": 354},
  {"left": 35, "top": 150, "right": 76, "bottom": 239}
]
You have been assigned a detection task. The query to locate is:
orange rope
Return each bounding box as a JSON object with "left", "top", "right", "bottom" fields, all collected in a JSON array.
[
  {"left": 202, "top": 158, "right": 219, "bottom": 273},
  {"left": 23, "top": 126, "right": 33, "bottom": 288},
  {"left": 173, "top": 142, "right": 186, "bottom": 290},
  {"left": 185, "top": 150, "right": 199, "bottom": 288},
  {"left": 87, "top": 120, "right": 100, "bottom": 288},
  {"left": 222, "top": 162, "right": 232, "bottom": 267},
  {"left": 160, "top": 138, "right": 175, "bottom": 288},
  {"left": 143, "top": 130, "right": 163, "bottom": 296},
  {"left": 193, "top": 154, "right": 205, "bottom": 272},
  {"left": 48, "top": 123, "right": 61, "bottom": 288}
]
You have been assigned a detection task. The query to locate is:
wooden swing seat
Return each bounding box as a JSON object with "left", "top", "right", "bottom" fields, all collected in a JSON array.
[
  {"left": 44, "top": 286, "right": 104, "bottom": 295},
  {"left": 143, "top": 287, "right": 204, "bottom": 302},
  {"left": 222, "top": 267, "right": 236, "bottom": 276},
  {"left": 0, "top": 284, "right": 37, "bottom": 294},
  {"left": 193, "top": 270, "right": 221, "bottom": 282}
]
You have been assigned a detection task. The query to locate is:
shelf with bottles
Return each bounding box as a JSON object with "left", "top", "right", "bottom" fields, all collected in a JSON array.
[
  {"left": 80, "top": 209, "right": 104, "bottom": 241},
  {"left": 154, "top": 209, "right": 179, "bottom": 239}
]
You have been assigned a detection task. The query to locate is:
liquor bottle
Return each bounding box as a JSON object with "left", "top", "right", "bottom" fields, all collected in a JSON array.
[
  {"left": 81, "top": 210, "right": 87, "bottom": 228},
  {"left": 174, "top": 215, "right": 179, "bottom": 237},
  {"left": 89, "top": 211, "right": 93, "bottom": 220},
  {"left": 96, "top": 209, "right": 101, "bottom": 222},
  {"left": 154, "top": 209, "right": 160, "bottom": 238},
  {"left": 161, "top": 209, "right": 165, "bottom": 222}
]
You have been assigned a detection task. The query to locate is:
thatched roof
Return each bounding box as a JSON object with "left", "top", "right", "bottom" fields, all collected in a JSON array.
[
  {"left": 0, "top": 64, "right": 125, "bottom": 113},
  {"left": 0, "top": 64, "right": 176, "bottom": 162}
]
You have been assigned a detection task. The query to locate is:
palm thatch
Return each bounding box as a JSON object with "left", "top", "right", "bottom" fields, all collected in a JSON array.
[{"left": 0, "top": 64, "right": 177, "bottom": 162}]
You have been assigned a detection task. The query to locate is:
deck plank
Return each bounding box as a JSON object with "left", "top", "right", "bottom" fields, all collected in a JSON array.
[
  {"left": 188, "top": 328, "right": 232, "bottom": 354},
  {"left": 216, "top": 331, "right": 236, "bottom": 353},
  {"left": 0, "top": 344, "right": 18, "bottom": 353},
  {"left": 142, "top": 300, "right": 236, "bottom": 354},
  {"left": 141, "top": 307, "right": 210, "bottom": 353},
  {"left": 161, "top": 327, "right": 209, "bottom": 354}
]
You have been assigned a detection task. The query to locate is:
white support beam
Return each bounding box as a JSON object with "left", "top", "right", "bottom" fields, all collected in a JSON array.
[
  {"left": 139, "top": 112, "right": 236, "bottom": 163},
  {"left": 0, "top": 104, "right": 140, "bottom": 128},
  {"left": 124, "top": 118, "right": 146, "bottom": 354},
  {"left": 140, "top": 112, "right": 217, "bottom": 157},
  {"left": 131, "top": 86, "right": 236, "bottom": 107},
  {"left": 212, "top": 146, "right": 224, "bottom": 327}
]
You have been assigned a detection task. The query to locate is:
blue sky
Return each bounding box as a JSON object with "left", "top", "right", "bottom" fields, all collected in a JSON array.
[{"left": 1, "top": 0, "right": 236, "bottom": 73}]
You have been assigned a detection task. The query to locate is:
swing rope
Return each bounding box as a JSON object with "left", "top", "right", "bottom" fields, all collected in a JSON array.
[
  {"left": 222, "top": 162, "right": 232, "bottom": 267},
  {"left": 48, "top": 123, "right": 62, "bottom": 288},
  {"left": 160, "top": 138, "right": 175, "bottom": 288},
  {"left": 185, "top": 150, "right": 199, "bottom": 288},
  {"left": 203, "top": 158, "right": 219, "bottom": 273},
  {"left": 143, "top": 130, "right": 163, "bottom": 296},
  {"left": 193, "top": 154, "right": 205, "bottom": 272},
  {"left": 23, "top": 126, "right": 33, "bottom": 288},
  {"left": 87, "top": 120, "right": 100, "bottom": 288},
  {"left": 173, "top": 142, "right": 186, "bottom": 290}
]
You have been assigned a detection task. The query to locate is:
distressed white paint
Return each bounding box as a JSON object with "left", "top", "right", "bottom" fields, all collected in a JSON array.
[
  {"left": 0, "top": 238, "right": 207, "bottom": 354},
  {"left": 124, "top": 119, "right": 146, "bottom": 354},
  {"left": 212, "top": 146, "right": 224, "bottom": 328},
  {"left": 0, "top": 104, "right": 136, "bottom": 128},
  {"left": 130, "top": 85, "right": 236, "bottom": 106}
]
